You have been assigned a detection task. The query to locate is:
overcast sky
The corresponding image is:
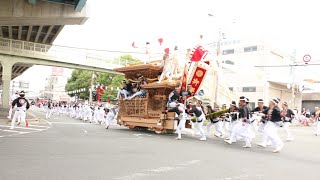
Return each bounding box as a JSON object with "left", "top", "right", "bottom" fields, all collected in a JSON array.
[
  {"left": 19, "top": 0, "right": 320, "bottom": 92},
  {"left": 54, "top": 0, "right": 320, "bottom": 60}
]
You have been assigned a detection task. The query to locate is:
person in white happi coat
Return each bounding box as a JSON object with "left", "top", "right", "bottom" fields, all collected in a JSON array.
[
  {"left": 98, "top": 105, "right": 105, "bottom": 124},
  {"left": 225, "top": 102, "right": 240, "bottom": 141},
  {"left": 206, "top": 105, "right": 225, "bottom": 138},
  {"left": 10, "top": 91, "right": 30, "bottom": 129},
  {"left": 225, "top": 96, "right": 253, "bottom": 148},
  {"left": 8, "top": 91, "right": 19, "bottom": 119},
  {"left": 315, "top": 109, "right": 320, "bottom": 136},
  {"left": 157, "top": 53, "right": 172, "bottom": 84},
  {"left": 82, "top": 104, "right": 89, "bottom": 121},
  {"left": 224, "top": 101, "right": 238, "bottom": 137},
  {"left": 258, "top": 98, "right": 284, "bottom": 153},
  {"left": 46, "top": 100, "right": 54, "bottom": 119},
  {"left": 281, "top": 102, "right": 295, "bottom": 141},
  {"left": 76, "top": 104, "right": 83, "bottom": 120},
  {"left": 105, "top": 108, "right": 117, "bottom": 129},
  {"left": 166, "top": 103, "right": 187, "bottom": 140},
  {"left": 167, "top": 87, "right": 180, "bottom": 108},
  {"left": 91, "top": 104, "right": 100, "bottom": 124},
  {"left": 187, "top": 102, "right": 206, "bottom": 141}
]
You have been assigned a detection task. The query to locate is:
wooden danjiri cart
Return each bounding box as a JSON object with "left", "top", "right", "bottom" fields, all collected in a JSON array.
[{"left": 114, "top": 61, "right": 181, "bottom": 134}]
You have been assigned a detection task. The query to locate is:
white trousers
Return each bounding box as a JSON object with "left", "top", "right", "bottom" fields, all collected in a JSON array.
[
  {"left": 264, "top": 121, "right": 283, "bottom": 148},
  {"left": 236, "top": 123, "right": 254, "bottom": 146},
  {"left": 46, "top": 109, "right": 53, "bottom": 119},
  {"left": 207, "top": 121, "right": 224, "bottom": 137},
  {"left": 105, "top": 113, "right": 115, "bottom": 127},
  {"left": 251, "top": 119, "right": 258, "bottom": 131},
  {"left": 195, "top": 115, "right": 206, "bottom": 139},
  {"left": 176, "top": 114, "right": 187, "bottom": 138},
  {"left": 11, "top": 110, "right": 26, "bottom": 129},
  {"left": 314, "top": 121, "right": 320, "bottom": 135},
  {"left": 98, "top": 111, "right": 105, "bottom": 123},
  {"left": 283, "top": 122, "right": 293, "bottom": 139},
  {"left": 224, "top": 121, "right": 230, "bottom": 131},
  {"left": 8, "top": 106, "right": 13, "bottom": 119},
  {"left": 92, "top": 110, "right": 99, "bottom": 123}
]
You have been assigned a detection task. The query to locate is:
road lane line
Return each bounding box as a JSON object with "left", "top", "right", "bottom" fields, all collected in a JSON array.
[
  {"left": 113, "top": 160, "right": 200, "bottom": 180},
  {"left": 0, "top": 125, "right": 44, "bottom": 131},
  {"left": 43, "top": 120, "right": 52, "bottom": 126},
  {"left": 28, "top": 125, "right": 50, "bottom": 128},
  {"left": 0, "top": 129, "right": 28, "bottom": 134},
  {"left": 49, "top": 122, "right": 91, "bottom": 125}
]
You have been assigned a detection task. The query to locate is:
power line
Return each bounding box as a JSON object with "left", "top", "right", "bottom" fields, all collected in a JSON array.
[{"left": 254, "top": 63, "right": 320, "bottom": 68}]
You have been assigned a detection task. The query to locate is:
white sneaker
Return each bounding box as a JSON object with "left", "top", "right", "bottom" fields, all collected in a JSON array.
[
  {"left": 175, "top": 137, "right": 181, "bottom": 140},
  {"left": 224, "top": 139, "right": 232, "bottom": 144},
  {"left": 7, "top": 116, "right": 11, "bottom": 119},
  {"left": 258, "top": 143, "right": 267, "bottom": 148},
  {"left": 243, "top": 144, "right": 252, "bottom": 148},
  {"left": 273, "top": 143, "right": 284, "bottom": 153},
  {"left": 9, "top": 127, "right": 14, "bottom": 130},
  {"left": 200, "top": 137, "right": 207, "bottom": 141},
  {"left": 286, "top": 137, "right": 294, "bottom": 141}
]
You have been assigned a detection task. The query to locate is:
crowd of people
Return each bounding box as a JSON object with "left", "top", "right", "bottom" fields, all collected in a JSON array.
[
  {"left": 116, "top": 75, "right": 148, "bottom": 100},
  {"left": 7, "top": 87, "right": 320, "bottom": 153},
  {"left": 164, "top": 87, "right": 320, "bottom": 153},
  {"left": 39, "top": 101, "right": 119, "bottom": 129}
]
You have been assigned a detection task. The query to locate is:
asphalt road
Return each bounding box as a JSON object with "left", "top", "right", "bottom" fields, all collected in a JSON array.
[{"left": 0, "top": 108, "right": 319, "bottom": 180}]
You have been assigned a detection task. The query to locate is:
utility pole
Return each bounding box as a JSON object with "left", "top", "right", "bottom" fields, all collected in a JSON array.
[
  {"left": 89, "top": 71, "right": 95, "bottom": 104},
  {"left": 214, "top": 28, "right": 222, "bottom": 107},
  {"left": 290, "top": 49, "right": 296, "bottom": 108}
]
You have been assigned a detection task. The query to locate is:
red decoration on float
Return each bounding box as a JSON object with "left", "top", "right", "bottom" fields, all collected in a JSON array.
[
  {"left": 158, "top": 38, "right": 163, "bottom": 45},
  {"left": 164, "top": 48, "right": 170, "bottom": 54}
]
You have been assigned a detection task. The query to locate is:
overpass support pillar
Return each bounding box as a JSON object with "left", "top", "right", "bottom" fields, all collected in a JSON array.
[{"left": 1, "top": 61, "right": 13, "bottom": 109}]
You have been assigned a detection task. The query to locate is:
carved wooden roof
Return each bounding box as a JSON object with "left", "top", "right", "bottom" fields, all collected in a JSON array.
[{"left": 114, "top": 61, "right": 163, "bottom": 79}]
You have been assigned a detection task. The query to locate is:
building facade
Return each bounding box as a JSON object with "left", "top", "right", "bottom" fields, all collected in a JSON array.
[
  {"left": 43, "top": 67, "right": 70, "bottom": 102},
  {"left": 210, "top": 40, "right": 301, "bottom": 110}
]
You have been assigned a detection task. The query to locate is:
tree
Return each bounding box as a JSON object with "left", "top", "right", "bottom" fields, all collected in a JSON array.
[
  {"left": 115, "top": 54, "right": 141, "bottom": 65},
  {"left": 65, "top": 55, "right": 139, "bottom": 101},
  {"left": 65, "top": 69, "right": 92, "bottom": 100}
]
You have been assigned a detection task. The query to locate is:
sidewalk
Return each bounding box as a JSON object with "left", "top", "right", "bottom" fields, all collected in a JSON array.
[{"left": 0, "top": 108, "right": 41, "bottom": 125}]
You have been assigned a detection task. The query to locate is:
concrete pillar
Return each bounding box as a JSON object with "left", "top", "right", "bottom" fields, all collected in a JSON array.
[{"left": 1, "top": 61, "right": 13, "bottom": 109}]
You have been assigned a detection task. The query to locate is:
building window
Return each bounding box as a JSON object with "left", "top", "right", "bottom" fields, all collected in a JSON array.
[
  {"left": 222, "top": 49, "right": 234, "bottom": 55},
  {"left": 248, "top": 102, "right": 255, "bottom": 110},
  {"left": 223, "top": 60, "right": 235, "bottom": 65},
  {"left": 244, "top": 46, "right": 257, "bottom": 52},
  {"left": 242, "top": 87, "right": 256, "bottom": 92},
  {"left": 229, "top": 87, "right": 234, "bottom": 91}
]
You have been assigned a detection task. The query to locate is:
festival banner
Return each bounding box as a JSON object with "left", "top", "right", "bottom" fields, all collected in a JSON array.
[{"left": 187, "top": 62, "right": 210, "bottom": 95}]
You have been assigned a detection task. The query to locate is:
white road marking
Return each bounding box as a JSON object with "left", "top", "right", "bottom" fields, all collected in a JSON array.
[
  {"left": 29, "top": 124, "right": 50, "bottom": 128},
  {"left": 49, "top": 122, "right": 89, "bottom": 125},
  {"left": 43, "top": 120, "right": 52, "bottom": 126},
  {"left": 0, "top": 125, "right": 45, "bottom": 131},
  {"left": 133, "top": 134, "right": 152, "bottom": 137},
  {"left": 0, "top": 124, "right": 51, "bottom": 138},
  {"left": 83, "top": 129, "right": 88, "bottom": 135},
  {"left": 113, "top": 160, "right": 200, "bottom": 180},
  {"left": 0, "top": 129, "right": 28, "bottom": 134}
]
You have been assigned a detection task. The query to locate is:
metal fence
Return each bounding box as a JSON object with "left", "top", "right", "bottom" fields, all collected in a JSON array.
[{"left": 0, "top": 37, "right": 129, "bottom": 68}]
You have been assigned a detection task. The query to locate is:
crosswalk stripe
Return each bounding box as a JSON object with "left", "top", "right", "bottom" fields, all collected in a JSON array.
[
  {"left": 0, "top": 125, "right": 44, "bottom": 131},
  {"left": 0, "top": 129, "right": 28, "bottom": 134},
  {"left": 28, "top": 125, "right": 50, "bottom": 128},
  {"left": 49, "top": 122, "right": 90, "bottom": 125}
]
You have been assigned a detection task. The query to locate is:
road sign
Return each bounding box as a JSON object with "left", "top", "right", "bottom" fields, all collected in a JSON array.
[{"left": 303, "top": 54, "right": 311, "bottom": 63}]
